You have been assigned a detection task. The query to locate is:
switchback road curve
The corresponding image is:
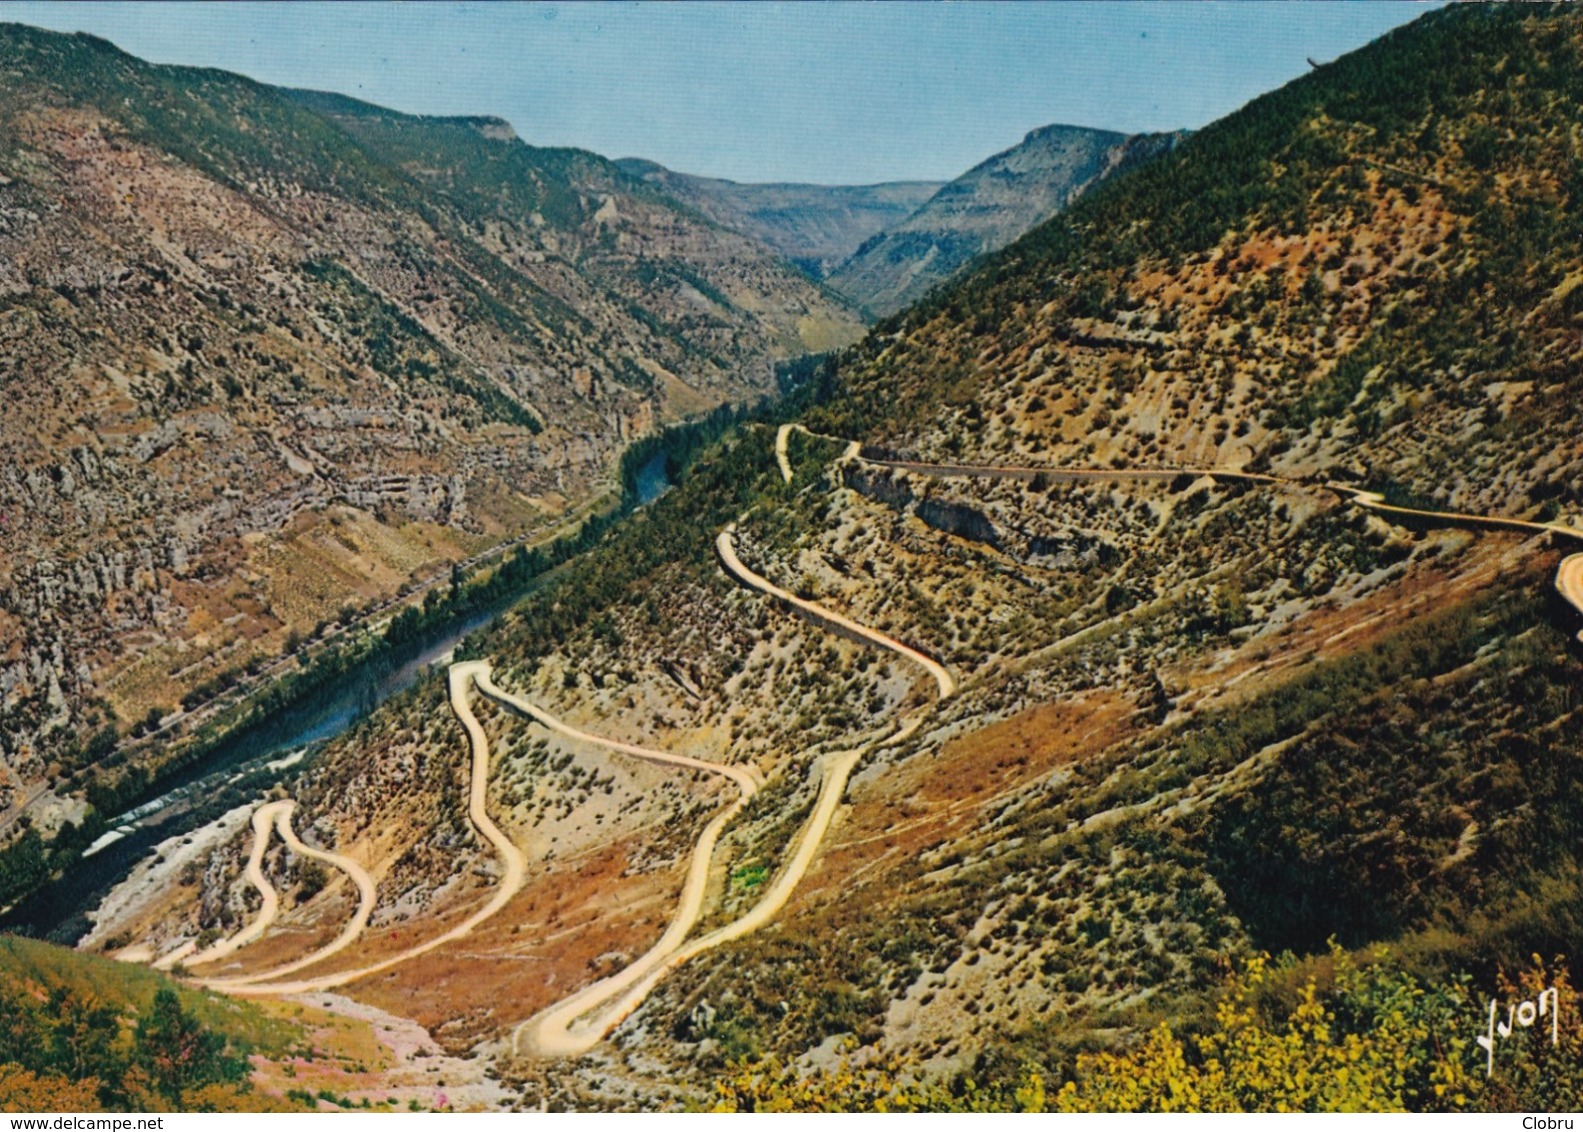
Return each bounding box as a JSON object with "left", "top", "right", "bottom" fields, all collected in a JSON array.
[
  {"left": 511, "top": 531, "right": 954, "bottom": 1057},
  {"left": 208, "top": 662, "right": 527, "bottom": 996}
]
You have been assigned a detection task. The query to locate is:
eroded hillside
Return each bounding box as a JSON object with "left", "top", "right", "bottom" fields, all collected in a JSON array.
[
  {"left": 816, "top": 7, "right": 1583, "bottom": 524},
  {"left": 0, "top": 25, "right": 861, "bottom": 809},
  {"left": 88, "top": 421, "right": 1582, "bottom": 1108},
  {"left": 50, "top": 3, "right": 1583, "bottom": 1113}
]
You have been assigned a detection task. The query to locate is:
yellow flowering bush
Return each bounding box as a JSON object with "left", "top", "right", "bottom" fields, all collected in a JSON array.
[
  {"left": 702, "top": 947, "right": 1576, "bottom": 1113},
  {"left": 1054, "top": 948, "right": 1476, "bottom": 1112}
]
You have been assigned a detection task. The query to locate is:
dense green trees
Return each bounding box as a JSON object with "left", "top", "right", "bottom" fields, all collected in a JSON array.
[
  {"left": 133, "top": 989, "right": 247, "bottom": 1104},
  {"left": 0, "top": 978, "right": 247, "bottom": 1110}
]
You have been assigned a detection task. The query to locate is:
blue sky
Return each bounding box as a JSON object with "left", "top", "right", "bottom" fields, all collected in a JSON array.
[{"left": 2, "top": 2, "right": 1439, "bottom": 185}]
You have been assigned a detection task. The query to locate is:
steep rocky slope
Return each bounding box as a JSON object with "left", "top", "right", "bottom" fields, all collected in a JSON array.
[
  {"left": 55, "top": 4, "right": 1583, "bottom": 1112},
  {"left": 615, "top": 159, "right": 941, "bottom": 280},
  {"left": 0, "top": 25, "right": 862, "bottom": 798},
  {"left": 827, "top": 125, "right": 1182, "bottom": 317},
  {"left": 816, "top": 5, "right": 1583, "bottom": 521}
]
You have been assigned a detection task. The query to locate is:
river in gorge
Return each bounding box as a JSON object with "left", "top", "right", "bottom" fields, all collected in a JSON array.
[{"left": 0, "top": 450, "right": 674, "bottom": 944}]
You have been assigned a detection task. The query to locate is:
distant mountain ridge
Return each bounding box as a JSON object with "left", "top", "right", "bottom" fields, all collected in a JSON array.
[
  {"left": 614, "top": 158, "right": 942, "bottom": 280},
  {"left": 827, "top": 124, "right": 1185, "bottom": 317},
  {"left": 623, "top": 125, "right": 1183, "bottom": 321}
]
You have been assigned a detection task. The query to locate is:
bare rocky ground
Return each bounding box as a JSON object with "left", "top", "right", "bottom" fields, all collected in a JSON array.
[{"left": 251, "top": 993, "right": 515, "bottom": 1112}]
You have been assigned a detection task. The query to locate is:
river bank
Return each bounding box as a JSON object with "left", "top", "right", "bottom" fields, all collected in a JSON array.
[{"left": 0, "top": 446, "right": 682, "bottom": 945}]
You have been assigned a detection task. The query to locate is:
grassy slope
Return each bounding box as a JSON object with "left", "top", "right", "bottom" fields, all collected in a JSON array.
[{"left": 0, "top": 934, "right": 297, "bottom": 1052}]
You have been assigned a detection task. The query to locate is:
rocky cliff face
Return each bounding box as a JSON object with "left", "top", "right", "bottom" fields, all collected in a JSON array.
[
  {"left": 828, "top": 126, "right": 1182, "bottom": 317},
  {"left": 0, "top": 24, "right": 862, "bottom": 787}
]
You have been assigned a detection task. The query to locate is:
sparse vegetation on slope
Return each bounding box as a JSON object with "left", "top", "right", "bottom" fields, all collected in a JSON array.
[
  {"left": 36, "top": 3, "right": 1583, "bottom": 1115},
  {"left": 0, "top": 19, "right": 860, "bottom": 839},
  {"left": 811, "top": 5, "right": 1583, "bottom": 526}
]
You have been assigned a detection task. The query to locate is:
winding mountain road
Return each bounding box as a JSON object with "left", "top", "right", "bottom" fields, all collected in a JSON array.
[
  {"left": 188, "top": 501, "right": 955, "bottom": 1038},
  {"left": 867, "top": 456, "right": 1279, "bottom": 488},
  {"left": 814, "top": 440, "right": 1583, "bottom": 628},
  {"left": 717, "top": 526, "right": 956, "bottom": 700},
  {"left": 775, "top": 422, "right": 796, "bottom": 484},
  {"left": 208, "top": 662, "right": 527, "bottom": 996},
  {"left": 475, "top": 671, "right": 761, "bottom": 797},
  {"left": 169, "top": 425, "right": 1583, "bottom": 1052},
  {"left": 474, "top": 672, "right": 760, "bottom": 1056},
  {"left": 1331, "top": 485, "right": 1579, "bottom": 539},
  {"left": 1557, "top": 554, "right": 1583, "bottom": 642},
  {"left": 510, "top": 530, "right": 955, "bottom": 1058},
  {"left": 203, "top": 802, "right": 378, "bottom": 986},
  {"left": 156, "top": 802, "right": 285, "bottom": 971},
  {"left": 775, "top": 423, "right": 861, "bottom": 485},
  {"left": 518, "top": 746, "right": 869, "bottom": 1059}
]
